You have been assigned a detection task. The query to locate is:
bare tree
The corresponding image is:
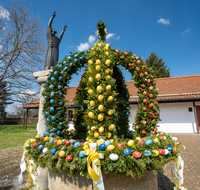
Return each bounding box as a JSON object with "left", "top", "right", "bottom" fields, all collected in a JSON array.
[{"left": 0, "top": 1, "right": 45, "bottom": 100}]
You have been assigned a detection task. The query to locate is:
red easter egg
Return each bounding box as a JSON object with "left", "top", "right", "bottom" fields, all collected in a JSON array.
[
  {"left": 65, "top": 140, "right": 70, "bottom": 146},
  {"left": 132, "top": 151, "right": 142, "bottom": 158},
  {"left": 145, "top": 71, "right": 148, "bottom": 76},
  {"left": 158, "top": 149, "right": 165, "bottom": 155},
  {"left": 76, "top": 86, "right": 78, "bottom": 88},
  {"left": 80, "top": 142, "right": 84, "bottom": 146},
  {"left": 78, "top": 83, "right": 80, "bottom": 86},
  {"left": 142, "top": 120, "right": 146, "bottom": 125},
  {"left": 142, "top": 137, "right": 147, "bottom": 140},
  {"left": 41, "top": 137, "right": 45, "bottom": 141},
  {"left": 136, "top": 126, "right": 139, "bottom": 129},
  {"left": 114, "top": 52, "right": 118, "bottom": 56},
  {"left": 140, "top": 73, "right": 144, "bottom": 77},
  {"left": 66, "top": 155, "right": 73, "bottom": 162},
  {"left": 154, "top": 128, "right": 158, "bottom": 132},
  {"left": 73, "top": 129, "right": 76, "bottom": 132},
  {"left": 147, "top": 79, "right": 151, "bottom": 83},
  {"left": 124, "top": 51, "right": 128, "bottom": 55},
  {"left": 160, "top": 136, "right": 165, "bottom": 140},
  {"left": 143, "top": 107, "right": 147, "bottom": 111},
  {"left": 137, "top": 60, "right": 140, "bottom": 64},
  {"left": 143, "top": 91, "right": 147, "bottom": 95},
  {"left": 120, "top": 56, "right": 124, "bottom": 60},
  {"left": 136, "top": 67, "right": 140, "bottom": 71},
  {"left": 149, "top": 94, "right": 153, "bottom": 99},
  {"left": 117, "top": 143, "right": 124, "bottom": 148},
  {"left": 33, "top": 142, "right": 38, "bottom": 148},
  {"left": 141, "top": 84, "right": 145, "bottom": 88},
  {"left": 138, "top": 141, "right": 144, "bottom": 146},
  {"left": 152, "top": 131, "right": 156, "bottom": 135},
  {"left": 128, "top": 63, "right": 132, "bottom": 67},
  {"left": 79, "top": 79, "right": 81, "bottom": 82},
  {"left": 142, "top": 130, "right": 146, "bottom": 134},
  {"left": 142, "top": 65, "right": 146, "bottom": 69},
  {"left": 81, "top": 74, "right": 84, "bottom": 76},
  {"left": 132, "top": 55, "right": 135, "bottom": 59},
  {"left": 149, "top": 86, "right": 153, "bottom": 90},
  {"left": 116, "top": 50, "right": 119, "bottom": 53},
  {"left": 149, "top": 103, "right": 153, "bottom": 108},
  {"left": 125, "top": 59, "right": 128, "bottom": 62},
  {"left": 143, "top": 99, "right": 147, "bottom": 104},
  {"left": 54, "top": 139, "right": 58, "bottom": 144},
  {"left": 150, "top": 113, "right": 154, "bottom": 119},
  {"left": 75, "top": 91, "right": 77, "bottom": 94},
  {"left": 157, "top": 111, "right": 160, "bottom": 115}
]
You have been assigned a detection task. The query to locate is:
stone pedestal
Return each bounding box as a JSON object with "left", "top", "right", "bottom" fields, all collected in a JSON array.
[
  {"left": 33, "top": 70, "right": 52, "bottom": 135},
  {"left": 48, "top": 170, "right": 158, "bottom": 190}
]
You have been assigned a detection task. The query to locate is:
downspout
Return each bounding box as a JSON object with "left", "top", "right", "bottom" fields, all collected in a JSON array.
[{"left": 193, "top": 101, "right": 199, "bottom": 134}]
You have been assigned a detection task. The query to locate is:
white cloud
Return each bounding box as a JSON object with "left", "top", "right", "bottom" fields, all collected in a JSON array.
[
  {"left": 117, "top": 36, "right": 120, "bottom": 40},
  {"left": 180, "top": 29, "right": 190, "bottom": 36},
  {"left": 0, "top": 6, "right": 9, "bottom": 19},
  {"left": 19, "top": 90, "right": 39, "bottom": 98},
  {"left": 88, "top": 35, "right": 95, "bottom": 44},
  {"left": 157, "top": 18, "right": 170, "bottom": 25},
  {"left": 77, "top": 42, "right": 90, "bottom": 51},
  {"left": 106, "top": 33, "right": 115, "bottom": 40}
]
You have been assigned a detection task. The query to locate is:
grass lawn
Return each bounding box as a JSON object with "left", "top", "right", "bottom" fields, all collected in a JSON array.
[{"left": 0, "top": 125, "right": 37, "bottom": 150}]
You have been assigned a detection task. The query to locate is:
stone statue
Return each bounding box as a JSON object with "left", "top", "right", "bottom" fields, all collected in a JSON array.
[{"left": 44, "top": 11, "right": 67, "bottom": 70}]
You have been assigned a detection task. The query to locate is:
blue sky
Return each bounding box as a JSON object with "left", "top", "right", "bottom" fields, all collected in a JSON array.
[{"left": 1, "top": 0, "right": 200, "bottom": 112}]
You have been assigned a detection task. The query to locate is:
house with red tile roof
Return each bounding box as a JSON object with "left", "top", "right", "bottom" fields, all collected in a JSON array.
[{"left": 24, "top": 74, "right": 200, "bottom": 133}]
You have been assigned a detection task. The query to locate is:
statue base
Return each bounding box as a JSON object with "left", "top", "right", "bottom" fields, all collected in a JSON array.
[{"left": 47, "top": 169, "right": 158, "bottom": 190}]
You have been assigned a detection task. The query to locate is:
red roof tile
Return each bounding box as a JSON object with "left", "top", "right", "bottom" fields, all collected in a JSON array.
[{"left": 24, "top": 74, "right": 200, "bottom": 108}]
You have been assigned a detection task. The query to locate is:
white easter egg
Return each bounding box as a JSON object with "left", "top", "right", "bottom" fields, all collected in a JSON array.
[
  {"left": 172, "top": 137, "right": 177, "bottom": 141},
  {"left": 109, "top": 153, "right": 119, "bottom": 161},
  {"left": 43, "top": 148, "right": 48, "bottom": 154},
  {"left": 164, "top": 149, "right": 169, "bottom": 155}
]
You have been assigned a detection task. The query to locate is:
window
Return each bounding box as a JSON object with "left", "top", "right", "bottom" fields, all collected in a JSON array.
[{"left": 68, "top": 110, "right": 74, "bottom": 121}]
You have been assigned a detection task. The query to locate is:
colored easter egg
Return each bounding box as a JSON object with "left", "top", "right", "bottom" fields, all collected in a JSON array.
[
  {"left": 74, "top": 142, "right": 80, "bottom": 148},
  {"left": 117, "top": 143, "right": 124, "bottom": 148},
  {"left": 98, "top": 114, "right": 104, "bottom": 121},
  {"left": 50, "top": 107, "right": 54, "bottom": 112},
  {"left": 51, "top": 148, "right": 57, "bottom": 155},
  {"left": 143, "top": 150, "right": 151, "bottom": 157},
  {"left": 108, "top": 124, "right": 115, "bottom": 131},
  {"left": 99, "top": 127, "right": 104, "bottom": 133},
  {"left": 127, "top": 140, "right": 134, "bottom": 146},
  {"left": 99, "top": 144, "right": 106, "bottom": 151},
  {"left": 88, "top": 112, "right": 94, "bottom": 119},
  {"left": 79, "top": 151, "right": 86, "bottom": 158},
  {"left": 132, "top": 151, "right": 142, "bottom": 158},
  {"left": 59, "top": 150, "right": 65, "bottom": 157},
  {"left": 105, "top": 140, "right": 111, "bottom": 146},
  {"left": 145, "top": 140, "right": 152, "bottom": 145},
  {"left": 38, "top": 145, "right": 43, "bottom": 150},
  {"left": 107, "top": 145, "right": 115, "bottom": 151},
  {"left": 123, "top": 149, "right": 131, "bottom": 155}
]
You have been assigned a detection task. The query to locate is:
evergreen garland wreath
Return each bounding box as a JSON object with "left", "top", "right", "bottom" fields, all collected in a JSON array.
[{"left": 26, "top": 21, "right": 180, "bottom": 179}]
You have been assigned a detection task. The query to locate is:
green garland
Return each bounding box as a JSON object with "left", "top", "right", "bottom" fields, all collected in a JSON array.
[{"left": 25, "top": 21, "right": 181, "bottom": 179}]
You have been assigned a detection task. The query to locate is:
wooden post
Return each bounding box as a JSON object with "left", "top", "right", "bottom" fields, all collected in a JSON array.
[
  {"left": 25, "top": 108, "right": 28, "bottom": 130},
  {"left": 193, "top": 101, "right": 199, "bottom": 134}
]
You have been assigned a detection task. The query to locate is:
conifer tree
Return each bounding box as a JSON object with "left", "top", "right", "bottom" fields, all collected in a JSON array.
[{"left": 145, "top": 52, "right": 170, "bottom": 78}]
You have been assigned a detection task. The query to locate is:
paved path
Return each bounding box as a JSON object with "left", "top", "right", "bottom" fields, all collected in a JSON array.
[{"left": 0, "top": 134, "right": 200, "bottom": 190}]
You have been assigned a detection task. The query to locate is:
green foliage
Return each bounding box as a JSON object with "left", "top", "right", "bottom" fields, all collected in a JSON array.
[
  {"left": 97, "top": 20, "right": 107, "bottom": 42},
  {"left": 145, "top": 52, "right": 170, "bottom": 78}
]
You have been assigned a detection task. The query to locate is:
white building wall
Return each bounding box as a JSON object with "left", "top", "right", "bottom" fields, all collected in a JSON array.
[{"left": 128, "top": 102, "right": 197, "bottom": 133}]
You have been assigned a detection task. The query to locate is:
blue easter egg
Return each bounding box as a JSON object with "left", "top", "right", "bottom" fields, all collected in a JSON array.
[
  {"left": 50, "top": 138, "right": 54, "bottom": 143},
  {"left": 74, "top": 54, "right": 78, "bottom": 58},
  {"left": 127, "top": 107, "right": 129, "bottom": 109},
  {"left": 59, "top": 122, "right": 63, "bottom": 126},
  {"left": 79, "top": 57, "right": 84, "bottom": 60},
  {"left": 105, "top": 140, "right": 111, "bottom": 146},
  {"left": 70, "top": 62, "right": 73, "bottom": 66},
  {"left": 51, "top": 92, "right": 55, "bottom": 97},
  {"left": 59, "top": 92, "right": 62, "bottom": 97},
  {"left": 50, "top": 133, "right": 54, "bottom": 137},
  {"left": 46, "top": 81, "right": 49, "bottom": 85},
  {"left": 40, "top": 133, "right": 44, "bottom": 137},
  {"left": 45, "top": 131, "right": 49, "bottom": 135},
  {"left": 63, "top": 61, "right": 66, "bottom": 64},
  {"left": 44, "top": 96, "right": 47, "bottom": 99},
  {"left": 52, "top": 127, "right": 56, "bottom": 132},
  {"left": 59, "top": 102, "right": 64, "bottom": 106},
  {"left": 69, "top": 53, "right": 72, "bottom": 56},
  {"left": 99, "top": 144, "right": 106, "bottom": 151},
  {"left": 50, "top": 85, "right": 54, "bottom": 89},
  {"left": 74, "top": 59, "right": 78, "bottom": 62},
  {"left": 58, "top": 77, "right": 63, "bottom": 81},
  {"left": 145, "top": 140, "right": 152, "bottom": 145},
  {"left": 127, "top": 130, "right": 130, "bottom": 133},
  {"left": 68, "top": 56, "right": 71, "bottom": 60},
  {"left": 56, "top": 130, "right": 61, "bottom": 135},
  {"left": 60, "top": 71, "right": 64, "bottom": 75},
  {"left": 51, "top": 148, "right": 57, "bottom": 155},
  {"left": 50, "top": 107, "right": 54, "bottom": 112},
  {"left": 38, "top": 145, "right": 44, "bottom": 150},
  {"left": 51, "top": 77, "right": 55, "bottom": 82},
  {"left": 54, "top": 71, "right": 58, "bottom": 75},
  {"left": 79, "top": 151, "right": 86, "bottom": 158},
  {"left": 44, "top": 88, "right": 46, "bottom": 92},
  {"left": 123, "top": 149, "right": 131, "bottom": 155},
  {"left": 46, "top": 126, "right": 50, "bottom": 131},
  {"left": 149, "top": 134, "right": 154, "bottom": 137},
  {"left": 51, "top": 116, "right": 56, "bottom": 121},
  {"left": 167, "top": 135, "right": 171, "bottom": 139},
  {"left": 81, "top": 50, "right": 84, "bottom": 54},
  {"left": 50, "top": 99, "right": 54, "bottom": 104},
  {"left": 46, "top": 118, "right": 50, "bottom": 122},
  {"left": 126, "top": 112, "right": 129, "bottom": 115},
  {"left": 69, "top": 139, "right": 75, "bottom": 144},
  {"left": 59, "top": 65, "right": 62, "bottom": 69},
  {"left": 74, "top": 142, "right": 80, "bottom": 148},
  {"left": 58, "top": 85, "right": 61, "bottom": 89},
  {"left": 59, "top": 110, "right": 62, "bottom": 114},
  {"left": 48, "top": 74, "right": 51, "bottom": 78},
  {"left": 64, "top": 66, "right": 68, "bottom": 71},
  {"left": 143, "top": 150, "right": 151, "bottom": 157},
  {"left": 126, "top": 94, "right": 129, "bottom": 97},
  {"left": 167, "top": 146, "right": 173, "bottom": 151},
  {"left": 45, "top": 111, "right": 49, "bottom": 116}
]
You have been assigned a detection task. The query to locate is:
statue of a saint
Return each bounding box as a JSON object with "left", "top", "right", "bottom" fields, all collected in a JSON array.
[{"left": 44, "top": 11, "right": 67, "bottom": 70}]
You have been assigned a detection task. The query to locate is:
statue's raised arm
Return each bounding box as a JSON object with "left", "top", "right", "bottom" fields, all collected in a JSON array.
[{"left": 58, "top": 25, "right": 67, "bottom": 41}]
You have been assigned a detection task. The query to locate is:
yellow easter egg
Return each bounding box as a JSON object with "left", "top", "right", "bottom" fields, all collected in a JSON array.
[
  {"left": 86, "top": 137, "right": 90, "bottom": 141},
  {"left": 104, "top": 28, "right": 107, "bottom": 34},
  {"left": 88, "top": 60, "right": 93, "bottom": 65},
  {"left": 99, "top": 127, "right": 104, "bottom": 133},
  {"left": 95, "top": 74, "right": 101, "bottom": 81},
  {"left": 97, "top": 140, "right": 103, "bottom": 146},
  {"left": 110, "top": 139, "right": 114, "bottom": 143},
  {"left": 88, "top": 130, "right": 93, "bottom": 135},
  {"left": 108, "top": 109, "right": 113, "bottom": 116},
  {"left": 88, "top": 112, "right": 94, "bottom": 119},
  {"left": 105, "top": 44, "right": 110, "bottom": 50},
  {"left": 106, "top": 85, "right": 111, "bottom": 90},
  {"left": 105, "top": 75, "right": 111, "bottom": 80},
  {"left": 36, "top": 135, "right": 40, "bottom": 139},
  {"left": 97, "top": 30, "right": 99, "bottom": 35},
  {"left": 91, "top": 126, "right": 96, "bottom": 131},
  {"left": 90, "top": 101, "right": 95, "bottom": 106},
  {"left": 98, "top": 43, "right": 102, "bottom": 47},
  {"left": 173, "top": 147, "right": 177, "bottom": 151},
  {"left": 105, "top": 59, "right": 111, "bottom": 66},
  {"left": 88, "top": 89, "right": 93, "bottom": 95},
  {"left": 98, "top": 114, "right": 104, "bottom": 121},
  {"left": 89, "top": 77, "right": 93, "bottom": 82},
  {"left": 32, "top": 139, "right": 36, "bottom": 143},
  {"left": 94, "top": 132, "right": 99, "bottom": 138},
  {"left": 107, "top": 132, "right": 112, "bottom": 139},
  {"left": 107, "top": 96, "right": 114, "bottom": 101},
  {"left": 105, "top": 51, "right": 109, "bottom": 56},
  {"left": 57, "top": 140, "right": 62, "bottom": 145},
  {"left": 153, "top": 138, "right": 159, "bottom": 143},
  {"left": 96, "top": 65, "right": 101, "bottom": 72},
  {"left": 96, "top": 59, "right": 101, "bottom": 64},
  {"left": 44, "top": 137, "right": 49, "bottom": 141},
  {"left": 127, "top": 140, "right": 134, "bottom": 146},
  {"left": 97, "top": 85, "right": 103, "bottom": 93},
  {"left": 107, "top": 145, "right": 115, "bottom": 151},
  {"left": 108, "top": 124, "right": 115, "bottom": 131},
  {"left": 98, "top": 95, "right": 104, "bottom": 102},
  {"left": 59, "top": 150, "right": 65, "bottom": 157},
  {"left": 152, "top": 150, "right": 159, "bottom": 156},
  {"left": 105, "top": 68, "right": 110, "bottom": 74},
  {"left": 98, "top": 105, "right": 104, "bottom": 112},
  {"left": 135, "top": 137, "right": 141, "bottom": 141}
]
